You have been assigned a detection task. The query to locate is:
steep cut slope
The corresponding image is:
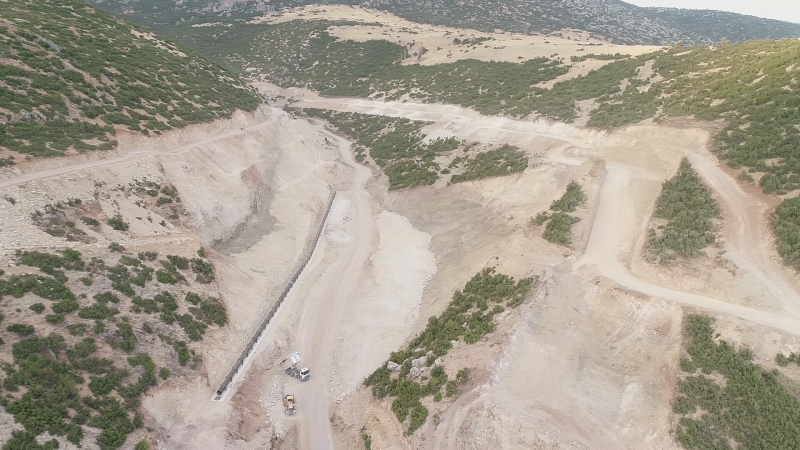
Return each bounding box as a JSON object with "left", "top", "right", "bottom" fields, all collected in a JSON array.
[
  {"left": 0, "top": 0, "right": 260, "bottom": 158},
  {"left": 89, "top": 0, "right": 800, "bottom": 45}
]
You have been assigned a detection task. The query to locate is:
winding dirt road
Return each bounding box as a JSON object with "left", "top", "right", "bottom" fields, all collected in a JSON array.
[{"left": 296, "top": 96, "right": 800, "bottom": 335}]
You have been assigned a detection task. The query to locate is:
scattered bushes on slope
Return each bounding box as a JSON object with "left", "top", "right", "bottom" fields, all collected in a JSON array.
[
  {"left": 674, "top": 315, "right": 800, "bottom": 449},
  {"left": 364, "top": 268, "right": 535, "bottom": 434}
]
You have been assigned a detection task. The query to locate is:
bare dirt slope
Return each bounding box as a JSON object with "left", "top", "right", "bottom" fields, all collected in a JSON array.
[{"left": 5, "top": 86, "right": 800, "bottom": 450}]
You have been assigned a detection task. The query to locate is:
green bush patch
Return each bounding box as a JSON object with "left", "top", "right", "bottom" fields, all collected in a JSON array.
[
  {"left": 648, "top": 158, "right": 719, "bottom": 263},
  {"left": 674, "top": 315, "right": 800, "bottom": 449}
]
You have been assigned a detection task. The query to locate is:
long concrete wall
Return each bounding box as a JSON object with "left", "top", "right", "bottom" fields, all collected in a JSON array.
[{"left": 214, "top": 191, "right": 337, "bottom": 399}]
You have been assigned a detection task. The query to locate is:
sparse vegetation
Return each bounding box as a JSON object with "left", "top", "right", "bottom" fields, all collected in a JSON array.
[
  {"left": 0, "top": 0, "right": 260, "bottom": 157},
  {"left": 648, "top": 158, "right": 719, "bottom": 263},
  {"left": 107, "top": 214, "right": 130, "bottom": 231},
  {"left": 449, "top": 145, "right": 528, "bottom": 183},
  {"left": 0, "top": 245, "right": 226, "bottom": 448},
  {"left": 674, "top": 315, "right": 800, "bottom": 449},
  {"left": 31, "top": 202, "right": 94, "bottom": 242},
  {"left": 364, "top": 268, "right": 535, "bottom": 434},
  {"left": 534, "top": 181, "right": 585, "bottom": 245}
]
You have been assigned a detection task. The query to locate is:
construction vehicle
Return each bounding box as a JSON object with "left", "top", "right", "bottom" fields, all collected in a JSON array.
[
  {"left": 281, "top": 352, "right": 311, "bottom": 381},
  {"left": 283, "top": 394, "right": 296, "bottom": 415}
]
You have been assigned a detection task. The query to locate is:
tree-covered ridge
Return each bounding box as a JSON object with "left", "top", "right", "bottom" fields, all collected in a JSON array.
[
  {"left": 89, "top": 0, "right": 800, "bottom": 46},
  {"left": 0, "top": 0, "right": 260, "bottom": 157},
  {"left": 674, "top": 315, "right": 800, "bottom": 449}
]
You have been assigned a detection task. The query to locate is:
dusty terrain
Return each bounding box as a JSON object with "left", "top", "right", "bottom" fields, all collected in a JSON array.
[
  {"left": 247, "top": 5, "right": 661, "bottom": 86},
  {"left": 4, "top": 75, "right": 800, "bottom": 450}
]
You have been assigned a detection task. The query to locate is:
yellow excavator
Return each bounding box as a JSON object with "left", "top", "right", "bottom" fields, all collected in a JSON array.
[{"left": 283, "top": 394, "right": 296, "bottom": 415}]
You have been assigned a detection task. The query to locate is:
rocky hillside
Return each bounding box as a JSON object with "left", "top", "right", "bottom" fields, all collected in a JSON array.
[
  {"left": 0, "top": 0, "right": 260, "bottom": 159},
  {"left": 89, "top": 0, "right": 800, "bottom": 45}
]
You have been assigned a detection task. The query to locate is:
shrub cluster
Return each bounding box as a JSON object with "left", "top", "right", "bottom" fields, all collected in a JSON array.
[
  {"left": 449, "top": 144, "right": 528, "bottom": 183},
  {"left": 534, "top": 181, "right": 585, "bottom": 245},
  {"left": 364, "top": 268, "right": 534, "bottom": 434},
  {"left": 648, "top": 158, "right": 719, "bottom": 263}
]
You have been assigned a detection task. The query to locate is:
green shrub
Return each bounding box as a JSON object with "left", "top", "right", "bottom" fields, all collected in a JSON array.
[
  {"left": 361, "top": 429, "right": 372, "bottom": 450},
  {"left": 173, "top": 340, "right": 190, "bottom": 366},
  {"left": 78, "top": 303, "right": 119, "bottom": 320},
  {"left": 166, "top": 255, "right": 189, "bottom": 270},
  {"left": 456, "top": 368, "right": 469, "bottom": 384},
  {"left": 3, "top": 430, "right": 59, "bottom": 450},
  {"left": 18, "top": 249, "right": 85, "bottom": 273},
  {"left": 542, "top": 212, "right": 580, "bottom": 245},
  {"left": 450, "top": 144, "right": 528, "bottom": 183},
  {"left": 29, "top": 303, "right": 45, "bottom": 314},
  {"left": 550, "top": 181, "right": 585, "bottom": 212},
  {"left": 156, "top": 270, "right": 177, "bottom": 284},
  {"left": 185, "top": 292, "right": 201, "bottom": 305},
  {"left": 7, "top": 323, "right": 35, "bottom": 336},
  {"left": 178, "top": 314, "right": 207, "bottom": 341},
  {"left": 532, "top": 212, "right": 550, "bottom": 225},
  {"left": 67, "top": 323, "right": 88, "bottom": 336},
  {"left": 407, "top": 404, "right": 428, "bottom": 435},
  {"left": 107, "top": 214, "right": 129, "bottom": 231},
  {"left": 190, "top": 258, "right": 214, "bottom": 283},
  {"left": 45, "top": 313, "right": 64, "bottom": 324},
  {"left": 189, "top": 298, "right": 228, "bottom": 327},
  {"left": 81, "top": 216, "right": 100, "bottom": 226}
]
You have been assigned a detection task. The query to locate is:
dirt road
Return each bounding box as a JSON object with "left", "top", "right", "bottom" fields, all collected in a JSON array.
[
  {"left": 578, "top": 163, "right": 800, "bottom": 335},
  {"left": 287, "top": 135, "right": 375, "bottom": 450},
  {"left": 294, "top": 96, "right": 800, "bottom": 332},
  {"left": 0, "top": 120, "right": 270, "bottom": 189}
]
